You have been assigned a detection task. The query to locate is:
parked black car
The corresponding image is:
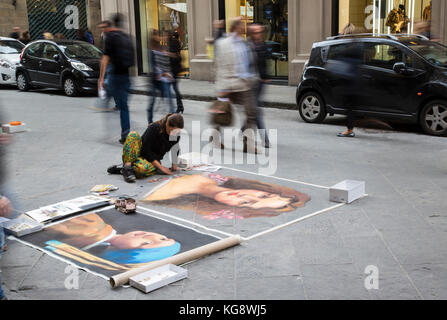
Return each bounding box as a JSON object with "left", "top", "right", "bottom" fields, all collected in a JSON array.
[
  {"left": 16, "top": 40, "right": 101, "bottom": 96},
  {"left": 297, "top": 34, "right": 447, "bottom": 136}
]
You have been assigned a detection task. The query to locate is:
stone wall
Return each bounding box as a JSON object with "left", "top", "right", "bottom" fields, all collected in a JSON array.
[{"left": 0, "top": 0, "right": 29, "bottom": 38}]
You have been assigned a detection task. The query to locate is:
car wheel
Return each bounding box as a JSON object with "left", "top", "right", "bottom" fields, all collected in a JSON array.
[
  {"left": 63, "top": 77, "right": 78, "bottom": 97},
  {"left": 298, "top": 91, "right": 327, "bottom": 123},
  {"left": 17, "top": 72, "right": 30, "bottom": 91},
  {"left": 420, "top": 101, "right": 447, "bottom": 136}
]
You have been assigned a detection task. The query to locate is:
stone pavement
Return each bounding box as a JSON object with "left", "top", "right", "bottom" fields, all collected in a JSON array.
[
  {"left": 131, "top": 76, "right": 297, "bottom": 109},
  {"left": 1, "top": 87, "right": 447, "bottom": 300}
]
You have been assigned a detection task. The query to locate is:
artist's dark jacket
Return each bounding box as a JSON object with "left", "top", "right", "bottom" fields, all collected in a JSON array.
[
  {"left": 140, "top": 122, "right": 180, "bottom": 163},
  {"left": 251, "top": 41, "right": 271, "bottom": 80}
]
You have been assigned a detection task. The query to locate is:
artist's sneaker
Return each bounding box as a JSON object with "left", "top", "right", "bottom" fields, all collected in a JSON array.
[
  {"left": 122, "top": 166, "right": 136, "bottom": 183},
  {"left": 107, "top": 165, "right": 123, "bottom": 175}
]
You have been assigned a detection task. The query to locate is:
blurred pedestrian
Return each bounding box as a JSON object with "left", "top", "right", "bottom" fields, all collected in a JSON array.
[
  {"left": 0, "top": 111, "right": 13, "bottom": 301},
  {"left": 85, "top": 28, "right": 95, "bottom": 44},
  {"left": 54, "top": 33, "right": 65, "bottom": 40},
  {"left": 248, "top": 23, "right": 271, "bottom": 148},
  {"left": 19, "top": 31, "right": 31, "bottom": 45},
  {"left": 43, "top": 32, "right": 54, "bottom": 40},
  {"left": 76, "top": 29, "right": 87, "bottom": 42},
  {"left": 9, "top": 27, "right": 20, "bottom": 40},
  {"left": 337, "top": 23, "right": 362, "bottom": 138},
  {"left": 215, "top": 17, "right": 260, "bottom": 153},
  {"left": 99, "top": 13, "right": 135, "bottom": 144},
  {"left": 168, "top": 31, "right": 184, "bottom": 114},
  {"left": 147, "top": 31, "right": 176, "bottom": 124}
]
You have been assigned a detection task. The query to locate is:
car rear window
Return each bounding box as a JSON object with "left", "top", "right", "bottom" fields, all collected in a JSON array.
[
  {"left": 327, "top": 42, "right": 363, "bottom": 61},
  {"left": 0, "top": 40, "right": 24, "bottom": 54}
]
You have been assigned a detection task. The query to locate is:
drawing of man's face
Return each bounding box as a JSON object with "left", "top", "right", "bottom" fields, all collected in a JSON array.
[
  {"left": 109, "top": 231, "right": 175, "bottom": 250},
  {"left": 214, "top": 189, "right": 292, "bottom": 210}
]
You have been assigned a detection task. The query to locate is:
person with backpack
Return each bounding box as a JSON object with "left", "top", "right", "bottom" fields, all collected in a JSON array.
[{"left": 99, "top": 14, "right": 135, "bottom": 144}]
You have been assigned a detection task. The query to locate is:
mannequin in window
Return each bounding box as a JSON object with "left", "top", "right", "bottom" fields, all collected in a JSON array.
[
  {"left": 423, "top": 2, "right": 431, "bottom": 21},
  {"left": 386, "top": 5, "right": 411, "bottom": 33}
]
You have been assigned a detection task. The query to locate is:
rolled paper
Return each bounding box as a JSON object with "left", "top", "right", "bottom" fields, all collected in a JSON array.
[{"left": 110, "top": 235, "right": 242, "bottom": 288}]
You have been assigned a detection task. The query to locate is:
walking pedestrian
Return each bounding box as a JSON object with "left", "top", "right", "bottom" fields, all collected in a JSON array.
[
  {"left": 168, "top": 31, "right": 184, "bottom": 114},
  {"left": 75, "top": 28, "right": 87, "bottom": 42},
  {"left": 147, "top": 31, "right": 176, "bottom": 124},
  {"left": 248, "top": 23, "right": 271, "bottom": 148},
  {"left": 214, "top": 17, "right": 260, "bottom": 153},
  {"left": 85, "top": 28, "right": 95, "bottom": 44},
  {"left": 19, "top": 31, "right": 31, "bottom": 45},
  {"left": 9, "top": 27, "right": 20, "bottom": 40},
  {"left": 107, "top": 114, "right": 184, "bottom": 183},
  {"left": 99, "top": 13, "right": 135, "bottom": 144}
]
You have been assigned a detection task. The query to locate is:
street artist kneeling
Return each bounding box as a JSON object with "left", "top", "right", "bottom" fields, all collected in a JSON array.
[{"left": 108, "top": 113, "right": 184, "bottom": 183}]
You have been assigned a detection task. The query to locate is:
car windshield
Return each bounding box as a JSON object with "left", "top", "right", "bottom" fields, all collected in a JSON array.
[
  {"left": 59, "top": 43, "right": 102, "bottom": 59},
  {"left": 0, "top": 40, "right": 24, "bottom": 54},
  {"left": 408, "top": 42, "right": 447, "bottom": 67}
]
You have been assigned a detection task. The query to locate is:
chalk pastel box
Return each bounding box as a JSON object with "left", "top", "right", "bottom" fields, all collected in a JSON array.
[
  {"left": 3, "top": 217, "right": 44, "bottom": 237},
  {"left": 129, "top": 264, "right": 188, "bottom": 293}
]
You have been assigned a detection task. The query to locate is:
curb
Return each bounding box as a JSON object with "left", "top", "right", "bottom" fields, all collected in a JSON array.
[{"left": 130, "top": 89, "right": 298, "bottom": 111}]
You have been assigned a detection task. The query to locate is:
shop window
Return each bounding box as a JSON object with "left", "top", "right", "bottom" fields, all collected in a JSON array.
[{"left": 338, "top": 0, "right": 432, "bottom": 35}]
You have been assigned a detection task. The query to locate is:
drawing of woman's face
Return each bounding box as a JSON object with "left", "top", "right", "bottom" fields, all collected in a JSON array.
[
  {"left": 214, "top": 189, "right": 293, "bottom": 210},
  {"left": 109, "top": 231, "right": 175, "bottom": 250}
]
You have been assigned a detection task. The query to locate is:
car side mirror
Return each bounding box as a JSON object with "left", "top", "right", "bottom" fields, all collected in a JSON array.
[
  {"left": 393, "top": 62, "right": 406, "bottom": 74},
  {"left": 53, "top": 54, "right": 60, "bottom": 62}
]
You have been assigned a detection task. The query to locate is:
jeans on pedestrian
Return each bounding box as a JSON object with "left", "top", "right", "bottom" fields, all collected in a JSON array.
[
  {"left": 147, "top": 80, "right": 175, "bottom": 124},
  {"left": 110, "top": 74, "right": 131, "bottom": 141},
  {"left": 256, "top": 81, "right": 270, "bottom": 145},
  {"left": 172, "top": 77, "right": 183, "bottom": 108}
]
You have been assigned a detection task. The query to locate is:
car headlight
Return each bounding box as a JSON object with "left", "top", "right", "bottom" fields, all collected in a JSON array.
[
  {"left": 71, "top": 61, "right": 93, "bottom": 72},
  {"left": 0, "top": 59, "right": 14, "bottom": 69}
]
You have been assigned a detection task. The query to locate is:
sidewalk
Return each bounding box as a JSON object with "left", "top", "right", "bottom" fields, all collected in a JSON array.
[{"left": 131, "top": 76, "right": 297, "bottom": 110}]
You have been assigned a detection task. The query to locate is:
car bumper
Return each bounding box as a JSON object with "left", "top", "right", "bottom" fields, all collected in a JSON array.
[{"left": 0, "top": 69, "right": 17, "bottom": 84}]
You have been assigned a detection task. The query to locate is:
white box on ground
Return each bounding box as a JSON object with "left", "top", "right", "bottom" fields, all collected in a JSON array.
[
  {"left": 3, "top": 217, "right": 44, "bottom": 237},
  {"left": 178, "top": 152, "right": 210, "bottom": 168},
  {"left": 129, "top": 264, "right": 188, "bottom": 293},
  {"left": 330, "top": 180, "right": 365, "bottom": 204},
  {"left": 2, "top": 123, "right": 27, "bottom": 134}
]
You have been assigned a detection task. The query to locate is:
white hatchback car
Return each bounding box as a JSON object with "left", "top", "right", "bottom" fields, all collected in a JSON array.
[{"left": 0, "top": 37, "right": 25, "bottom": 86}]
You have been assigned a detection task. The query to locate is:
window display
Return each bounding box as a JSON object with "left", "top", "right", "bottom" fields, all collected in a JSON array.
[{"left": 338, "top": 0, "right": 432, "bottom": 36}]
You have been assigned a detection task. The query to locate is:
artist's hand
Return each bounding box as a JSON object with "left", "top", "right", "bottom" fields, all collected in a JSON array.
[
  {"left": 0, "top": 133, "right": 11, "bottom": 145},
  {"left": 160, "top": 166, "right": 174, "bottom": 176},
  {"left": 170, "top": 165, "right": 179, "bottom": 172},
  {"left": 0, "top": 197, "right": 13, "bottom": 218}
]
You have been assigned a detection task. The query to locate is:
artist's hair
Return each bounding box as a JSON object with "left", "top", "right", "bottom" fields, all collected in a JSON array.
[
  {"left": 111, "top": 13, "right": 124, "bottom": 28},
  {"left": 155, "top": 114, "right": 184, "bottom": 134},
  {"left": 150, "top": 176, "right": 310, "bottom": 219},
  {"left": 98, "top": 242, "right": 181, "bottom": 265}
]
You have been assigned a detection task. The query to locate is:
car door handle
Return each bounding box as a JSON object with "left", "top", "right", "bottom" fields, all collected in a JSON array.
[{"left": 361, "top": 74, "right": 373, "bottom": 80}]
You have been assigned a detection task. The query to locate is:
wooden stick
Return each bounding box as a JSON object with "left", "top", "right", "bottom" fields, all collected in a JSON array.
[{"left": 110, "top": 235, "right": 242, "bottom": 288}]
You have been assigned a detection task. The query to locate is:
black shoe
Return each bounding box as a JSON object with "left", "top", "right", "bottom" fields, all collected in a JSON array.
[
  {"left": 107, "top": 165, "right": 123, "bottom": 175},
  {"left": 176, "top": 106, "right": 184, "bottom": 114},
  {"left": 119, "top": 138, "right": 126, "bottom": 145},
  {"left": 122, "top": 166, "right": 136, "bottom": 183},
  {"left": 337, "top": 132, "right": 355, "bottom": 138}
]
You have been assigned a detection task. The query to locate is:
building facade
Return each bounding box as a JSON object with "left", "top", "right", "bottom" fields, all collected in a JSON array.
[{"left": 101, "top": 0, "right": 447, "bottom": 86}]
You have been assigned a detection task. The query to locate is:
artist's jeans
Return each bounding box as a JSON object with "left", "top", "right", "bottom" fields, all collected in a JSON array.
[
  {"left": 147, "top": 80, "right": 175, "bottom": 124},
  {"left": 110, "top": 74, "right": 131, "bottom": 141}
]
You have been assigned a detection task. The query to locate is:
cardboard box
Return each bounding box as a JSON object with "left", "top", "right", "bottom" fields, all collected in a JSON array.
[
  {"left": 129, "top": 264, "right": 188, "bottom": 293},
  {"left": 2, "top": 123, "right": 27, "bottom": 134},
  {"left": 3, "top": 217, "right": 44, "bottom": 237},
  {"left": 330, "top": 180, "right": 365, "bottom": 204},
  {"left": 178, "top": 152, "right": 210, "bottom": 168}
]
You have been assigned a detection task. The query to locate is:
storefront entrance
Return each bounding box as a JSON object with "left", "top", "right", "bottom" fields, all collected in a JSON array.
[
  {"left": 136, "top": 0, "right": 189, "bottom": 76},
  {"left": 223, "top": 0, "right": 289, "bottom": 80}
]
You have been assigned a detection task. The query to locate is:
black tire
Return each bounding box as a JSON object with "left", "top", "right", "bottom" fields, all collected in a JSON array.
[
  {"left": 16, "top": 72, "right": 30, "bottom": 91},
  {"left": 420, "top": 100, "right": 447, "bottom": 137},
  {"left": 63, "top": 76, "right": 78, "bottom": 97},
  {"left": 298, "top": 91, "right": 327, "bottom": 123}
]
